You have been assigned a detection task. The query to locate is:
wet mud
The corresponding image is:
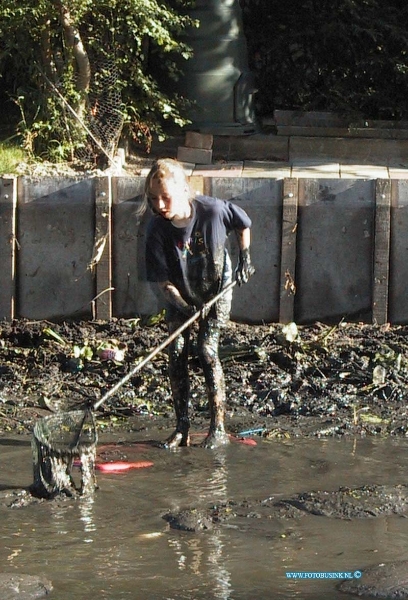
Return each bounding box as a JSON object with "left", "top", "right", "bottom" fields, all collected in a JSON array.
[
  {"left": 1, "top": 318, "right": 408, "bottom": 491},
  {"left": 3, "top": 318, "right": 408, "bottom": 596},
  {"left": 1, "top": 318, "right": 408, "bottom": 440},
  {"left": 338, "top": 560, "right": 408, "bottom": 598},
  {"left": 160, "top": 483, "right": 408, "bottom": 598},
  {"left": 0, "top": 573, "right": 52, "bottom": 599},
  {"left": 277, "top": 484, "right": 408, "bottom": 519},
  {"left": 162, "top": 483, "right": 408, "bottom": 534},
  {"left": 163, "top": 508, "right": 215, "bottom": 532}
]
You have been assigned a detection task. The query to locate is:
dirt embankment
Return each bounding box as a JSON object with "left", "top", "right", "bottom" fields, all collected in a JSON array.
[{"left": 1, "top": 317, "right": 408, "bottom": 440}]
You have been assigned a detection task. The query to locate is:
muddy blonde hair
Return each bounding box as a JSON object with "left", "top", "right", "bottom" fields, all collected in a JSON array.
[{"left": 138, "top": 158, "right": 193, "bottom": 216}]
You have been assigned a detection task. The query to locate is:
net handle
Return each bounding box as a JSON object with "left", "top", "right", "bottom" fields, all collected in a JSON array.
[{"left": 93, "top": 280, "right": 237, "bottom": 410}]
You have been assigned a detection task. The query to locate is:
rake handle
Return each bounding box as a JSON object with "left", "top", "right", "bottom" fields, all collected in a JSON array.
[{"left": 92, "top": 280, "right": 237, "bottom": 410}]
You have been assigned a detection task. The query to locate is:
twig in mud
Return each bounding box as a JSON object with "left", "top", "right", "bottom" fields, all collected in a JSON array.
[
  {"left": 90, "top": 287, "right": 115, "bottom": 320},
  {"left": 352, "top": 405, "right": 370, "bottom": 426},
  {"left": 317, "top": 319, "right": 345, "bottom": 344},
  {"left": 313, "top": 366, "right": 327, "bottom": 379},
  {"left": 0, "top": 410, "right": 27, "bottom": 426}
]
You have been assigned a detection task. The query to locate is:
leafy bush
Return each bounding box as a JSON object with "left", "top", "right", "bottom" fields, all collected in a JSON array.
[
  {"left": 2, "top": 0, "right": 408, "bottom": 162},
  {"left": 0, "top": 0, "right": 195, "bottom": 161}
]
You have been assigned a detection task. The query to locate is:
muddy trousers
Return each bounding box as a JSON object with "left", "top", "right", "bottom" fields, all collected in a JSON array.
[{"left": 168, "top": 318, "right": 226, "bottom": 439}]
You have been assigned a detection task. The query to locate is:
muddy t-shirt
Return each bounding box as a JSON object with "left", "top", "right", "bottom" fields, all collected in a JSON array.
[{"left": 145, "top": 195, "right": 251, "bottom": 308}]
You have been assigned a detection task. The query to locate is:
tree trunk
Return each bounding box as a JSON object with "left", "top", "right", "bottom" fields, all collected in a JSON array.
[{"left": 56, "top": 1, "right": 91, "bottom": 118}]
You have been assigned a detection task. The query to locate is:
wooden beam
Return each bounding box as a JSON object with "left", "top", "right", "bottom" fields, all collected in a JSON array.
[
  {"left": 372, "top": 179, "right": 391, "bottom": 325},
  {"left": 0, "top": 178, "right": 17, "bottom": 320},
  {"left": 188, "top": 175, "right": 204, "bottom": 196},
  {"left": 279, "top": 178, "right": 298, "bottom": 323},
  {"left": 94, "top": 176, "right": 113, "bottom": 320}
]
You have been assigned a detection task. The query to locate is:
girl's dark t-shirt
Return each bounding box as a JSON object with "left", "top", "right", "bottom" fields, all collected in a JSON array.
[{"left": 145, "top": 195, "right": 251, "bottom": 308}]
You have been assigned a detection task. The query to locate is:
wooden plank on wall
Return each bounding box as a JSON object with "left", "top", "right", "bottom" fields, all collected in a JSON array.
[
  {"left": 0, "top": 178, "right": 17, "bottom": 319},
  {"left": 372, "top": 179, "right": 391, "bottom": 325},
  {"left": 279, "top": 178, "right": 298, "bottom": 323},
  {"left": 94, "top": 176, "right": 113, "bottom": 320},
  {"left": 188, "top": 175, "right": 204, "bottom": 196}
]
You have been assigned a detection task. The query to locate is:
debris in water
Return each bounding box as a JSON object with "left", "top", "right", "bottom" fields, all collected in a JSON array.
[{"left": 237, "top": 427, "right": 266, "bottom": 437}]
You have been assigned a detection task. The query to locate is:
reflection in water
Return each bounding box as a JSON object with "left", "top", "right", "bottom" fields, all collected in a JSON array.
[
  {"left": 206, "top": 449, "right": 232, "bottom": 600},
  {"left": 207, "top": 530, "right": 232, "bottom": 600},
  {"left": 186, "top": 538, "right": 204, "bottom": 575},
  {"left": 49, "top": 502, "right": 69, "bottom": 537},
  {"left": 167, "top": 447, "right": 232, "bottom": 599},
  {"left": 6, "top": 435, "right": 408, "bottom": 599},
  {"left": 79, "top": 495, "right": 96, "bottom": 543},
  {"left": 7, "top": 547, "right": 22, "bottom": 563}
]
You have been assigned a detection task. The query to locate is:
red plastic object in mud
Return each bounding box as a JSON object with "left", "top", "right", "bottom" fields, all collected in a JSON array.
[
  {"left": 73, "top": 459, "right": 154, "bottom": 473},
  {"left": 231, "top": 436, "right": 257, "bottom": 446},
  {"left": 96, "top": 461, "right": 154, "bottom": 473}
]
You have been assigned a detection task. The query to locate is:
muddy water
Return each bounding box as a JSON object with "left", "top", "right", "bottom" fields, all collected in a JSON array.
[{"left": 2, "top": 431, "right": 408, "bottom": 600}]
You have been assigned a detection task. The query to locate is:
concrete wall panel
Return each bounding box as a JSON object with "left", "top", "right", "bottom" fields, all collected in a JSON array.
[
  {"left": 214, "top": 135, "right": 289, "bottom": 162},
  {"left": 0, "top": 179, "right": 16, "bottom": 320},
  {"left": 389, "top": 180, "right": 408, "bottom": 323},
  {"left": 17, "top": 178, "right": 95, "bottom": 320},
  {"left": 290, "top": 137, "right": 408, "bottom": 167},
  {"left": 295, "top": 179, "right": 375, "bottom": 323},
  {"left": 210, "top": 178, "right": 282, "bottom": 323},
  {"left": 6, "top": 174, "right": 408, "bottom": 324},
  {"left": 112, "top": 177, "right": 159, "bottom": 317}
]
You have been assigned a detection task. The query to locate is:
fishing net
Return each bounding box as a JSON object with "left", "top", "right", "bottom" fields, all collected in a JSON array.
[
  {"left": 31, "top": 410, "right": 98, "bottom": 499},
  {"left": 76, "top": 54, "right": 123, "bottom": 164}
]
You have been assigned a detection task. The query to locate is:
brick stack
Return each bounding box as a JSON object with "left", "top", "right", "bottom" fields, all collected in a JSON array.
[{"left": 177, "top": 132, "right": 213, "bottom": 165}]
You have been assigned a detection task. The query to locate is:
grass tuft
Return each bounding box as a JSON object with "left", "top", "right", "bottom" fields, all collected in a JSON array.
[{"left": 0, "top": 140, "right": 26, "bottom": 175}]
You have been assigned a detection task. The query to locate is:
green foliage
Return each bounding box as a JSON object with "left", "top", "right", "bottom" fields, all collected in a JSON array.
[
  {"left": 0, "top": 0, "right": 195, "bottom": 161},
  {"left": 241, "top": 0, "right": 408, "bottom": 119},
  {"left": 5, "top": 0, "right": 407, "bottom": 156},
  {"left": 0, "top": 139, "right": 26, "bottom": 175}
]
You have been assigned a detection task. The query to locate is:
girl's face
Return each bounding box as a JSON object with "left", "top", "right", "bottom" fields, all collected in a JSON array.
[{"left": 148, "top": 173, "right": 190, "bottom": 221}]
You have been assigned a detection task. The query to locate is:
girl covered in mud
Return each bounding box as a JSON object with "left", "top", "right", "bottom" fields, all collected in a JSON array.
[{"left": 142, "top": 158, "right": 255, "bottom": 449}]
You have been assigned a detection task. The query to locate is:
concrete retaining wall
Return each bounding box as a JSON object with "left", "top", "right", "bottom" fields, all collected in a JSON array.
[{"left": 0, "top": 175, "right": 405, "bottom": 325}]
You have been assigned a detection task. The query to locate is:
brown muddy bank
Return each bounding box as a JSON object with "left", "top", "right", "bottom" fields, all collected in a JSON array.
[{"left": 0, "top": 317, "right": 407, "bottom": 441}]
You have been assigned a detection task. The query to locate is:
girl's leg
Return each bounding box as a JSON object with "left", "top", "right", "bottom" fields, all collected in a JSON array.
[
  {"left": 163, "top": 323, "right": 191, "bottom": 449},
  {"left": 197, "top": 319, "right": 230, "bottom": 449}
]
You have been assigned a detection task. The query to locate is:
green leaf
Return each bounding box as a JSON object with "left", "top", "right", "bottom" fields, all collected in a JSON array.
[
  {"left": 359, "top": 413, "right": 387, "bottom": 425},
  {"left": 42, "top": 327, "right": 67, "bottom": 347},
  {"left": 144, "top": 309, "right": 166, "bottom": 326}
]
